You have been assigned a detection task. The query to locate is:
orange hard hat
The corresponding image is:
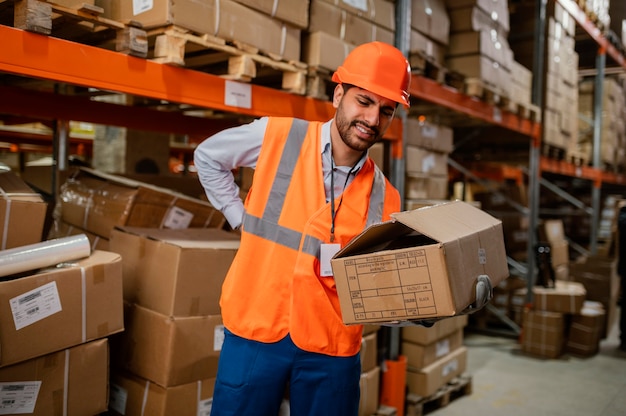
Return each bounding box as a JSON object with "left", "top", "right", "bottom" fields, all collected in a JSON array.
[{"left": 332, "top": 41, "right": 411, "bottom": 107}]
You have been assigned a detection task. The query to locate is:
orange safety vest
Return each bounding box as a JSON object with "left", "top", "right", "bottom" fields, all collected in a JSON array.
[{"left": 220, "top": 117, "right": 401, "bottom": 356}]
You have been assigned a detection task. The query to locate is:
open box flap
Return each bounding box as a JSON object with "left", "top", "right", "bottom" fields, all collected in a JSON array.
[{"left": 391, "top": 200, "right": 502, "bottom": 243}]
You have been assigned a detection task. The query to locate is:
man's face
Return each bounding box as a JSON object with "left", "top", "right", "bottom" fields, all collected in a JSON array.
[{"left": 333, "top": 84, "right": 397, "bottom": 152}]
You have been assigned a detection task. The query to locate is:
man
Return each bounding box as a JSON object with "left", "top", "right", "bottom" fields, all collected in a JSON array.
[{"left": 194, "top": 41, "right": 410, "bottom": 416}]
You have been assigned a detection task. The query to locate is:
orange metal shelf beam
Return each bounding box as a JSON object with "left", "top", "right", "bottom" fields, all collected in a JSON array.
[
  {"left": 557, "top": 0, "right": 626, "bottom": 69},
  {"left": 540, "top": 156, "right": 626, "bottom": 186},
  {"left": 409, "top": 75, "right": 541, "bottom": 139},
  {"left": 0, "top": 25, "right": 402, "bottom": 140}
]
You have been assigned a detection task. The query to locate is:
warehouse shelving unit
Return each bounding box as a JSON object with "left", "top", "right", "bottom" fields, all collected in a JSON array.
[{"left": 0, "top": 0, "right": 624, "bottom": 322}]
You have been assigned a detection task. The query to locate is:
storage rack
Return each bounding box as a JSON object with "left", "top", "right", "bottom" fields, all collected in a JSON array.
[{"left": 1, "top": 0, "right": 625, "bottom": 331}]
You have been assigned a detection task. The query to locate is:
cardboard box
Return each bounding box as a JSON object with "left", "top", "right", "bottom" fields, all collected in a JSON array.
[
  {"left": 111, "top": 303, "right": 223, "bottom": 387},
  {"left": 402, "top": 315, "right": 467, "bottom": 345},
  {"left": 331, "top": 201, "right": 509, "bottom": 325},
  {"left": 402, "top": 328, "right": 464, "bottom": 369},
  {"left": 110, "top": 0, "right": 301, "bottom": 61},
  {"left": 519, "top": 280, "right": 586, "bottom": 314},
  {"left": 405, "top": 146, "right": 449, "bottom": 176},
  {"left": 404, "top": 119, "right": 454, "bottom": 153},
  {"left": 0, "top": 169, "right": 48, "bottom": 249},
  {"left": 58, "top": 168, "right": 226, "bottom": 239},
  {"left": 318, "top": 0, "right": 396, "bottom": 31},
  {"left": 359, "top": 366, "right": 380, "bottom": 416},
  {"left": 109, "top": 371, "right": 216, "bottom": 416},
  {"left": 406, "top": 346, "right": 467, "bottom": 397},
  {"left": 0, "top": 250, "right": 124, "bottom": 367},
  {"left": 109, "top": 227, "right": 240, "bottom": 317},
  {"left": 405, "top": 173, "right": 449, "bottom": 200},
  {"left": 521, "top": 310, "right": 566, "bottom": 359},
  {"left": 232, "top": 0, "right": 310, "bottom": 29},
  {"left": 0, "top": 339, "right": 109, "bottom": 416},
  {"left": 302, "top": 31, "right": 354, "bottom": 70},
  {"left": 47, "top": 218, "right": 110, "bottom": 251},
  {"left": 566, "top": 302, "right": 605, "bottom": 357},
  {"left": 411, "top": 0, "right": 450, "bottom": 45},
  {"left": 361, "top": 332, "right": 378, "bottom": 373}
]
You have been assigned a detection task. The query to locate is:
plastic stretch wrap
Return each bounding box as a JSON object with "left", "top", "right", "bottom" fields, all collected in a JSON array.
[{"left": 0, "top": 234, "right": 91, "bottom": 278}]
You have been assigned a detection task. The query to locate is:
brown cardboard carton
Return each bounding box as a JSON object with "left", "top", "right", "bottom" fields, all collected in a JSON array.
[
  {"left": 406, "top": 346, "right": 467, "bottom": 397},
  {"left": 109, "top": 227, "right": 240, "bottom": 317},
  {"left": 521, "top": 310, "right": 566, "bottom": 358},
  {"left": 360, "top": 332, "right": 377, "bottom": 373},
  {"left": 404, "top": 119, "right": 454, "bottom": 153},
  {"left": 402, "top": 315, "right": 467, "bottom": 345},
  {"left": 0, "top": 339, "right": 109, "bottom": 415},
  {"left": 331, "top": 201, "right": 509, "bottom": 325},
  {"left": 318, "top": 0, "right": 396, "bottom": 31},
  {"left": 518, "top": 280, "right": 586, "bottom": 314},
  {"left": 411, "top": 0, "right": 450, "bottom": 45},
  {"left": 566, "top": 302, "right": 605, "bottom": 357},
  {"left": 402, "top": 328, "right": 464, "bottom": 369},
  {"left": 111, "top": 0, "right": 301, "bottom": 61},
  {"left": 359, "top": 366, "right": 380, "bottom": 416},
  {"left": 0, "top": 170, "right": 47, "bottom": 249},
  {"left": 232, "top": 0, "right": 310, "bottom": 29},
  {"left": 111, "top": 303, "right": 223, "bottom": 387},
  {"left": 0, "top": 250, "right": 124, "bottom": 367},
  {"left": 405, "top": 146, "right": 449, "bottom": 176},
  {"left": 48, "top": 218, "right": 110, "bottom": 251},
  {"left": 58, "top": 167, "right": 226, "bottom": 239},
  {"left": 302, "top": 31, "right": 354, "bottom": 70},
  {"left": 109, "top": 371, "right": 216, "bottom": 416}
]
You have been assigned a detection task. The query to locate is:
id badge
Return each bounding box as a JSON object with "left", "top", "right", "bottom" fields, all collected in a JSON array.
[{"left": 320, "top": 243, "right": 341, "bottom": 276}]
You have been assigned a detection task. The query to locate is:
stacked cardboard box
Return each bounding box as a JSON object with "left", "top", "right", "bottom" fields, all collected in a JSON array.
[
  {"left": 0, "top": 171, "right": 123, "bottom": 414},
  {"left": 302, "top": 0, "right": 396, "bottom": 81},
  {"left": 359, "top": 325, "right": 381, "bottom": 416},
  {"left": 445, "top": 0, "right": 513, "bottom": 96},
  {"left": 107, "top": 226, "right": 240, "bottom": 415},
  {"left": 510, "top": 1, "right": 578, "bottom": 153},
  {"left": 0, "top": 250, "right": 124, "bottom": 415},
  {"left": 109, "top": 0, "right": 303, "bottom": 62},
  {"left": 517, "top": 280, "right": 606, "bottom": 359},
  {"left": 403, "top": 119, "right": 454, "bottom": 202},
  {"left": 578, "top": 77, "right": 626, "bottom": 168},
  {"left": 51, "top": 167, "right": 226, "bottom": 250},
  {"left": 410, "top": 0, "right": 450, "bottom": 68},
  {"left": 402, "top": 316, "right": 469, "bottom": 398}
]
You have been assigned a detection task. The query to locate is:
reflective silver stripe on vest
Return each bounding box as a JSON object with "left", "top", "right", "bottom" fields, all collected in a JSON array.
[{"left": 243, "top": 119, "right": 386, "bottom": 258}]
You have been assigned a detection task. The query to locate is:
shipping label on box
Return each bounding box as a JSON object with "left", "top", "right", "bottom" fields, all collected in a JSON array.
[
  {"left": 331, "top": 201, "right": 509, "bottom": 325},
  {"left": 0, "top": 250, "right": 124, "bottom": 367}
]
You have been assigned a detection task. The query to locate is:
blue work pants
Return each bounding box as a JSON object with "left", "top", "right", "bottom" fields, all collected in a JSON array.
[{"left": 210, "top": 329, "right": 361, "bottom": 416}]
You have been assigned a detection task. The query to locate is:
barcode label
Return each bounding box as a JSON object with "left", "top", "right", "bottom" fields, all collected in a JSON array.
[
  {"left": 0, "top": 382, "right": 41, "bottom": 414},
  {"left": 10, "top": 282, "right": 62, "bottom": 330},
  {"left": 163, "top": 206, "right": 193, "bottom": 229}
]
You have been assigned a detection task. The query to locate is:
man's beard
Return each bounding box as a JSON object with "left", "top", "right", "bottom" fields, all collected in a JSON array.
[{"left": 335, "top": 109, "right": 381, "bottom": 152}]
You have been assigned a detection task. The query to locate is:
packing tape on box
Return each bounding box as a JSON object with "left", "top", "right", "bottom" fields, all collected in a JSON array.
[{"left": 0, "top": 234, "right": 91, "bottom": 278}]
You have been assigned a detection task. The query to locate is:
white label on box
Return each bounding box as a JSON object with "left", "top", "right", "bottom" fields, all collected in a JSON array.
[
  {"left": 214, "top": 325, "right": 225, "bottom": 351},
  {"left": 163, "top": 206, "right": 194, "bottom": 229},
  {"left": 0, "top": 381, "right": 41, "bottom": 415},
  {"left": 442, "top": 358, "right": 458, "bottom": 377},
  {"left": 341, "top": 0, "right": 368, "bottom": 12},
  {"left": 225, "top": 81, "right": 252, "bottom": 109},
  {"left": 422, "top": 124, "right": 438, "bottom": 139},
  {"left": 133, "top": 0, "right": 153, "bottom": 15},
  {"left": 108, "top": 383, "right": 128, "bottom": 415},
  {"left": 10, "top": 282, "right": 62, "bottom": 330},
  {"left": 478, "top": 248, "right": 487, "bottom": 264},
  {"left": 435, "top": 339, "right": 450, "bottom": 358},
  {"left": 198, "top": 398, "right": 213, "bottom": 416}
]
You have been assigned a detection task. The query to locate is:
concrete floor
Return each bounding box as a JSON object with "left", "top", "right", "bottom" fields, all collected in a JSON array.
[{"left": 429, "top": 314, "right": 626, "bottom": 416}]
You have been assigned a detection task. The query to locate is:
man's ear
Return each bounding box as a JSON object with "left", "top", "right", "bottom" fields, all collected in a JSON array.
[{"left": 332, "top": 84, "right": 344, "bottom": 108}]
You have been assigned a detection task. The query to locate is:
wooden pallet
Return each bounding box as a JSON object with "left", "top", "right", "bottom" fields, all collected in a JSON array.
[
  {"left": 505, "top": 99, "right": 542, "bottom": 123},
  {"left": 410, "top": 51, "right": 447, "bottom": 84},
  {"left": 305, "top": 67, "right": 334, "bottom": 101},
  {"left": 1, "top": 0, "right": 147, "bottom": 57},
  {"left": 147, "top": 25, "right": 308, "bottom": 95},
  {"left": 405, "top": 374, "right": 473, "bottom": 416}
]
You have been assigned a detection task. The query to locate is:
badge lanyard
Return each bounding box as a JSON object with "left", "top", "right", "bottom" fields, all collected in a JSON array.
[{"left": 329, "top": 153, "right": 359, "bottom": 243}]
